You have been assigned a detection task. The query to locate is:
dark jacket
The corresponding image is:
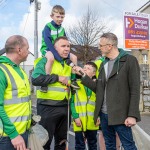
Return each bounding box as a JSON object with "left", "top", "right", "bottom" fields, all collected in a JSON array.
[{"left": 82, "top": 48, "right": 141, "bottom": 125}]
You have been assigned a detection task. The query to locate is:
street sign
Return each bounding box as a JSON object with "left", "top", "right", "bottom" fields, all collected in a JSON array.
[{"left": 124, "top": 12, "right": 149, "bottom": 50}]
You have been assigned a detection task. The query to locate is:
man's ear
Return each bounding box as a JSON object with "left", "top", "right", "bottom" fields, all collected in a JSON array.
[
  {"left": 50, "top": 14, "right": 53, "bottom": 18},
  {"left": 17, "top": 47, "right": 21, "bottom": 54},
  {"left": 54, "top": 43, "right": 58, "bottom": 50}
]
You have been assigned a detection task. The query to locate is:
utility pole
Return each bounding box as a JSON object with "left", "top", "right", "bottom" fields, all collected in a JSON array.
[
  {"left": 30, "top": 0, "right": 41, "bottom": 59},
  {"left": 30, "top": 0, "right": 41, "bottom": 93}
]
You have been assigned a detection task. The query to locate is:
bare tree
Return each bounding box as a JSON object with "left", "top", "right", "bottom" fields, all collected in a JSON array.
[
  {"left": 67, "top": 7, "right": 110, "bottom": 64},
  {"left": 0, "top": 0, "right": 7, "bottom": 8}
]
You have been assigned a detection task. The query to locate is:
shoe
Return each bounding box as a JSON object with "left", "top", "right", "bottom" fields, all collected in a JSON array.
[
  {"left": 70, "top": 81, "right": 80, "bottom": 89},
  {"left": 40, "top": 86, "right": 48, "bottom": 93}
]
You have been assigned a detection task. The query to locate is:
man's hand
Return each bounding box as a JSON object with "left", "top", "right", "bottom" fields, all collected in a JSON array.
[
  {"left": 59, "top": 76, "right": 69, "bottom": 86},
  {"left": 124, "top": 117, "right": 136, "bottom": 127},
  {"left": 11, "top": 135, "right": 28, "bottom": 150},
  {"left": 75, "top": 118, "right": 82, "bottom": 127},
  {"left": 73, "top": 66, "right": 86, "bottom": 76},
  {"left": 96, "top": 117, "right": 100, "bottom": 126}
]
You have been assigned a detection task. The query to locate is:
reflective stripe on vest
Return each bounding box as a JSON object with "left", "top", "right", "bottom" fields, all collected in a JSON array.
[
  {"left": 0, "top": 63, "right": 31, "bottom": 136},
  {"left": 4, "top": 97, "right": 30, "bottom": 105},
  {"left": 87, "top": 112, "right": 94, "bottom": 116},
  {"left": 48, "top": 87, "right": 68, "bottom": 92},
  {"left": 87, "top": 100, "right": 95, "bottom": 116},
  {"left": 79, "top": 113, "right": 87, "bottom": 117},
  {"left": 87, "top": 100, "right": 95, "bottom": 106},
  {"left": 9, "top": 115, "right": 31, "bottom": 123},
  {"left": 51, "top": 27, "right": 64, "bottom": 36},
  {"left": 74, "top": 101, "right": 87, "bottom": 106}
]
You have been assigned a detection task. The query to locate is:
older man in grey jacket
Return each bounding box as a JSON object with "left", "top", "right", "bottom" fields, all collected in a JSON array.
[{"left": 74, "top": 32, "right": 141, "bottom": 150}]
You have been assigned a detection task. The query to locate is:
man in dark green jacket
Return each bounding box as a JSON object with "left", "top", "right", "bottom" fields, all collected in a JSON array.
[{"left": 74, "top": 33, "right": 140, "bottom": 150}]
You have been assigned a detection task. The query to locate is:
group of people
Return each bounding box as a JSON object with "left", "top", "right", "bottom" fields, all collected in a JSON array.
[{"left": 0, "top": 4, "right": 140, "bottom": 150}]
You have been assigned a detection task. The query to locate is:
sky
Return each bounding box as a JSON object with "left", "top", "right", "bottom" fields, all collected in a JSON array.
[{"left": 0, "top": 0, "right": 149, "bottom": 62}]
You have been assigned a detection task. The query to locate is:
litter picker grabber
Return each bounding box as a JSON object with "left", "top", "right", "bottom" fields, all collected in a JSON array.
[
  {"left": 81, "top": 123, "right": 89, "bottom": 150},
  {"left": 65, "top": 86, "right": 71, "bottom": 150},
  {"left": 0, "top": 117, "right": 3, "bottom": 140},
  {"left": 75, "top": 89, "right": 89, "bottom": 150}
]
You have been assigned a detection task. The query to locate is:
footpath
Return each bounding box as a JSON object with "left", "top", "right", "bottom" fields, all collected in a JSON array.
[
  {"left": 31, "top": 95, "right": 150, "bottom": 149},
  {"left": 137, "top": 112, "right": 150, "bottom": 136}
]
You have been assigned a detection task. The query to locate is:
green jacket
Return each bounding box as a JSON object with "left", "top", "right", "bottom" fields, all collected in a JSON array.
[{"left": 0, "top": 56, "right": 25, "bottom": 139}]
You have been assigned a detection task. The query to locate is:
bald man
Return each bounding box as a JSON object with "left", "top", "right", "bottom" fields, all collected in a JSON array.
[{"left": 0, "top": 35, "right": 31, "bottom": 150}]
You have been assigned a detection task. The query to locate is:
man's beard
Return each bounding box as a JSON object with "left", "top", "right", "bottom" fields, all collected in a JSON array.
[{"left": 101, "top": 50, "right": 111, "bottom": 57}]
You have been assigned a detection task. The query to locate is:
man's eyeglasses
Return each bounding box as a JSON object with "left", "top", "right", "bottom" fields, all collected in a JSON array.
[{"left": 99, "top": 44, "right": 112, "bottom": 48}]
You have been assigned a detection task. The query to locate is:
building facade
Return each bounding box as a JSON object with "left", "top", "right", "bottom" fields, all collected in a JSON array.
[
  {"left": 134, "top": 1, "right": 150, "bottom": 112},
  {"left": 132, "top": 1, "right": 150, "bottom": 81}
]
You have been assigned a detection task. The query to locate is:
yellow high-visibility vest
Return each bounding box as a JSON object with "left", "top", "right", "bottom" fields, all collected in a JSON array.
[
  {"left": 35, "top": 58, "right": 72, "bottom": 100},
  {"left": 73, "top": 80, "right": 98, "bottom": 132},
  {"left": 94, "top": 59, "right": 103, "bottom": 78},
  {"left": 86, "top": 90, "right": 99, "bottom": 130},
  {"left": 0, "top": 63, "right": 31, "bottom": 137}
]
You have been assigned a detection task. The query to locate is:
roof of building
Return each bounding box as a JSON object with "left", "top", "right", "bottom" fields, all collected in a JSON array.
[
  {"left": 136, "top": 1, "right": 150, "bottom": 12},
  {"left": 70, "top": 45, "right": 101, "bottom": 62}
]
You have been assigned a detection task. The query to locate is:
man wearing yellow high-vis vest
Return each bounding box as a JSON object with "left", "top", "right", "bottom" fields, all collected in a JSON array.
[
  {"left": 32, "top": 36, "right": 72, "bottom": 150},
  {"left": 70, "top": 62, "right": 100, "bottom": 150},
  {"left": 0, "top": 35, "right": 31, "bottom": 150}
]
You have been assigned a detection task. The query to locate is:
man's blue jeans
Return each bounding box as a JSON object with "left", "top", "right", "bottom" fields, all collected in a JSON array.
[
  {"left": 0, "top": 131, "right": 28, "bottom": 150},
  {"left": 75, "top": 130, "right": 97, "bottom": 150},
  {"left": 100, "top": 112, "right": 137, "bottom": 150}
]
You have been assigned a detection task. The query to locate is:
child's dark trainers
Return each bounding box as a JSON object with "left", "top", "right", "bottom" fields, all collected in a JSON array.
[
  {"left": 40, "top": 86, "right": 48, "bottom": 93},
  {"left": 70, "top": 81, "right": 80, "bottom": 89}
]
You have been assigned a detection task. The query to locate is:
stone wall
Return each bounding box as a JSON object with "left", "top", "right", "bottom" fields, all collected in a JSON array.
[{"left": 141, "top": 80, "right": 150, "bottom": 112}]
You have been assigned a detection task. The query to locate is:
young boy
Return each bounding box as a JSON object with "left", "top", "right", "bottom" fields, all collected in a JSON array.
[
  {"left": 70, "top": 62, "right": 100, "bottom": 150},
  {"left": 40, "top": 5, "right": 78, "bottom": 92}
]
